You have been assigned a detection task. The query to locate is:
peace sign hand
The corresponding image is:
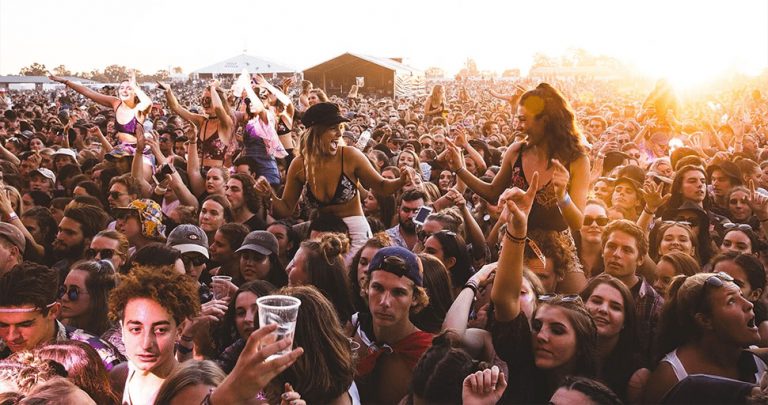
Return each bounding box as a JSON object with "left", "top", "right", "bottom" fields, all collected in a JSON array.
[
  {"left": 439, "top": 138, "right": 464, "bottom": 172},
  {"left": 499, "top": 171, "right": 539, "bottom": 234},
  {"left": 550, "top": 159, "right": 570, "bottom": 200}
]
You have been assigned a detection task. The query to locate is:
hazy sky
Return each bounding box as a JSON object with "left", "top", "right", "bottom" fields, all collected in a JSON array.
[{"left": 1, "top": 0, "right": 766, "bottom": 87}]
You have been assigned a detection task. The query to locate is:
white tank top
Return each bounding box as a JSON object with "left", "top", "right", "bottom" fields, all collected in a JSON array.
[{"left": 662, "top": 348, "right": 768, "bottom": 382}]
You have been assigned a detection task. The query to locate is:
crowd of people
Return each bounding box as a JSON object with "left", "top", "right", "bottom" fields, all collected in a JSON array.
[{"left": 0, "top": 68, "right": 767, "bottom": 404}]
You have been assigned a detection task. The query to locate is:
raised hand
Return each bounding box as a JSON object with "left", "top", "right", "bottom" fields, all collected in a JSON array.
[
  {"left": 641, "top": 181, "right": 670, "bottom": 214},
  {"left": 180, "top": 298, "right": 229, "bottom": 339},
  {"left": 440, "top": 138, "right": 464, "bottom": 172},
  {"left": 218, "top": 324, "right": 304, "bottom": 402},
  {"left": 462, "top": 366, "right": 508, "bottom": 405},
  {"left": 748, "top": 180, "right": 768, "bottom": 220},
  {"left": 499, "top": 171, "right": 539, "bottom": 233},
  {"left": 280, "top": 383, "right": 306, "bottom": 405},
  {"left": 550, "top": 159, "right": 570, "bottom": 200},
  {"left": 156, "top": 81, "right": 170, "bottom": 91}
]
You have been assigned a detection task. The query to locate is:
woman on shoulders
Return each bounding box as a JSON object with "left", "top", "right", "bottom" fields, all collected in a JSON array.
[{"left": 255, "top": 102, "right": 416, "bottom": 254}]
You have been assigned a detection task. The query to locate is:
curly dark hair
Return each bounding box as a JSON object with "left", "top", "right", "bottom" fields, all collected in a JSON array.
[{"left": 108, "top": 265, "right": 200, "bottom": 325}]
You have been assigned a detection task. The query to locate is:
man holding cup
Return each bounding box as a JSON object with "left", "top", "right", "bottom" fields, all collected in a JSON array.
[{"left": 353, "top": 246, "right": 433, "bottom": 404}]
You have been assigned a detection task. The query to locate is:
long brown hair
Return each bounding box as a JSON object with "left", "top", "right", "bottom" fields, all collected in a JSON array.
[
  {"left": 519, "top": 83, "right": 586, "bottom": 163},
  {"left": 265, "top": 286, "right": 355, "bottom": 404},
  {"left": 36, "top": 341, "right": 120, "bottom": 405}
]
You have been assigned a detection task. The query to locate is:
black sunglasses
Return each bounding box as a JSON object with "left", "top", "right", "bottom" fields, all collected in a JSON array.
[
  {"left": 705, "top": 272, "right": 735, "bottom": 288},
  {"left": 85, "top": 248, "right": 115, "bottom": 260},
  {"left": 58, "top": 285, "right": 88, "bottom": 302},
  {"left": 583, "top": 216, "right": 609, "bottom": 226},
  {"left": 181, "top": 254, "right": 207, "bottom": 267},
  {"left": 664, "top": 220, "right": 694, "bottom": 228}
]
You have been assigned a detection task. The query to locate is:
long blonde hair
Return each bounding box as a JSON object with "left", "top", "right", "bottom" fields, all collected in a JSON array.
[{"left": 298, "top": 123, "right": 345, "bottom": 191}]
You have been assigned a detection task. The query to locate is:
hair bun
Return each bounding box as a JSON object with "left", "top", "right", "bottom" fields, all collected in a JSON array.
[{"left": 320, "top": 233, "right": 350, "bottom": 261}]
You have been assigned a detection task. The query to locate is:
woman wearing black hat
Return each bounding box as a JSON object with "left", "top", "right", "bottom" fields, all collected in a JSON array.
[{"left": 255, "top": 102, "right": 415, "bottom": 256}]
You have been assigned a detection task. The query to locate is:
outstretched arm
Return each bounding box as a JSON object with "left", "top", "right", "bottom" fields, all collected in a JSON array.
[
  {"left": 50, "top": 75, "right": 119, "bottom": 109},
  {"left": 158, "top": 82, "right": 205, "bottom": 127}
]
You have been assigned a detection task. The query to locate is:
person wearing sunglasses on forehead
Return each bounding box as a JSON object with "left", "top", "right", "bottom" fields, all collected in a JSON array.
[
  {"left": 718, "top": 223, "right": 761, "bottom": 256},
  {"left": 59, "top": 260, "right": 118, "bottom": 337},
  {"left": 644, "top": 272, "right": 765, "bottom": 403}
]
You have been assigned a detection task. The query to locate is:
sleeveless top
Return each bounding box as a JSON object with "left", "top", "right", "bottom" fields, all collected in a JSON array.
[
  {"left": 662, "top": 348, "right": 767, "bottom": 383},
  {"left": 510, "top": 145, "right": 568, "bottom": 232},
  {"left": 302, "top": 147, "right": 357, "bottom": 209},
  {"left": 114, "top": 103, "right": 140, "bottom": 135},
  {"left": 276, "top": 116, "right": 291, "bottom": 136},
  {"left": 199, "top": 118, "right": 226, "bottom": 162}
]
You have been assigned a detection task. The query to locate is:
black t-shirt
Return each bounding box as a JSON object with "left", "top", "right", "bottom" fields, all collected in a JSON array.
[{"left": 242, "top": 214, "right": 267, "bottom": 232}]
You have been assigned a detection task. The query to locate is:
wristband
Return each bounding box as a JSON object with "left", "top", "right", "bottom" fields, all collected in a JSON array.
[
  {"left": 463, "top": 280, "right": 479, "bottom": 297},
  {"left": 557, "top": 193, "right": 572, "bottom": 209},
  {"left": 155, "top": 186, "right": 168, "bottom": 194},
  {"left": 643, "top": 207, "right": 656, "bottom": 216},
  {"left": 6, "top": 212, "right": 18, "bottom": 222},
  {"left": 455, "top": 167, "right": 466, "bottom": 175},
  {"left": 504, "top": 229, "right": 526, "bottom": 244}
]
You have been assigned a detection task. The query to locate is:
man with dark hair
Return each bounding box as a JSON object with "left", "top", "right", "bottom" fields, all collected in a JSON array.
[
  {"left": 602, "top": 219, "right": 663, "bottom": 364},
  {"left": 53, "top": 205, "right": 109, "bottom": 276},
  {"left": 0, "top": 262, "right": 122, "bottom": 369},
  {"left": 107, "top": 174, "right": 141, "bottom": 214},
  {"left": 233, "top": 156, "right": 259, "bottom": 179},
  {"left": 386, "top": 189, "right": 429, "bottom": 251},
  {"left": 225, "top": 173, "right": 267, "bottom": 231}
]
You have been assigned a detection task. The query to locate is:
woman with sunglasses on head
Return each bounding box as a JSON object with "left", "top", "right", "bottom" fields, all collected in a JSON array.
[
  {"left": 423, "top": 230, "right": 473, "bottom": 296},
  {"left": 159, "top": 80, "right": 233, "bottom": 169},
  {"left": 579, "top": 274, "right": 645, "bottom": 402},
  {"left": 644, "top": 272, "right": 766, "bottom": 403},
  {"left": 255, "top": 102, "right": 416, "bottom": 257},
  {"left": 711, "top": 251, "right": 768, "bottom": 347},
  {"left": 650, "top": 221, "right": 699, "bottom": 264},
  {"left": 719, "top": 223, "right": 761, "bottom": 255},
  {"left": 58, "top": 260, "right": 118, "bottom": 336},
  {"left": 487, "top": 173, "right": 599, "bottom": 403},
  {"left": 50, "top": 72, "right": 151, "bottom": 145}
]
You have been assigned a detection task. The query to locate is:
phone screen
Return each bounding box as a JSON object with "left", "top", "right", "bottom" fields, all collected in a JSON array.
[{"left": 413, "top": 206, "right": 433, "bottom": 225}]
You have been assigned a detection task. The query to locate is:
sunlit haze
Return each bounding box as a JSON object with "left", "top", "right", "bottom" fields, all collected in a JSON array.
[{"left": 1, "top": 0, "right": 766, "bottom": 88}]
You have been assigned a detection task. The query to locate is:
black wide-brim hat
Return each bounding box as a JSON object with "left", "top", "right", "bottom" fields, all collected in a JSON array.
[{"left": 301, "top": 102, "right": 351, "bottom": 128}]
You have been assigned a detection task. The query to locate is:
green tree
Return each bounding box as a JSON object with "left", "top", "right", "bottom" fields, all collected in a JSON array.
[
  {"left": 102, "top": 65, "right": 130, "bottom": 82},
  {"left": 53, "top": 64, "right": 71, "bottom": 76},
  {"left": 19, "top": 62, "right": 48, "bottom": 76}
]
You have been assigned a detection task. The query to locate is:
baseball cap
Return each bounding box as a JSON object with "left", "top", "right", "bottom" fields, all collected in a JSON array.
[
  {"left": 167, "top": 224, "right": 209, "bottom": 258},
  {"left": 53, "top": 148, "right": 78, "bottom": 161},
  {"left": 301, "top": 102, "right": 350, "bottom": 128},
  {"left": 236, "top": 231, "right": 278, "bottom": 256},
  {"left": 31, "top": 168, "right": 56, "bottom": 183},
  {"left": 0, "top": 223, "right": 25, "bottom": 254},
  {"left": 367, "top": 246, "right": 423, "bottom": 286}
]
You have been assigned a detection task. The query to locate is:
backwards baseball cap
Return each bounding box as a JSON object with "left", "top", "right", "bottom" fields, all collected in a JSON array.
[
  {"left": 367, "top": 246, "right": 423, "bottom": 286},
  {"left": 301, "top": 102, "right": 350, "bottom": 128},
  {"left": 115, "top": 199, "right": 165, "bottom": 239},
  {"left": 32, "top": 168, "right": 56, "bottom": 183},
  {"left": 236, "top": 231, "right": 278, "bottom": 256},
  {"left": 167, "top": 224, "right": 209, "bottom": 258},
  {"left": 0, "top": 223, "right": 25, "bottom": 254}
]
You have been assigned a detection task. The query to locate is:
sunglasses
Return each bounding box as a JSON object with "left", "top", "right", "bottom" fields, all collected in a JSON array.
[
  {"left": 665, "top": 220, "right": 695, "bottom": 228},
  {"left": 538, "top": 294, "right": 582, "bottom": 303},
  {"left": 583, "top": 216, "right": 609, "bottom": 226},
  {"left": 705, "top": 272, "right": 735, "bottom": 287},
  {"left": 181, "top": 254, "right": 207, "bottom": 267},
  {"left": 109, "top": 191, "right": 127, "bottom": 200},
  {"left": 58, "top": 285, "right": 88, "bottom": 302},
  {"left": 723, "top": 223, "right": 752, "bottom": 232},
  {"left": 85, "top": 248, "right": 115, "bottom": 260}
]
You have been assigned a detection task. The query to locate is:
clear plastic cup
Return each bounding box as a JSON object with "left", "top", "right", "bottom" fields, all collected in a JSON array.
[
  {"left": 211, "top": 276, "right": 232, "bottom": 300},
  {"left": 256, "top": 295, "right": 301, "bottom": 360}
]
